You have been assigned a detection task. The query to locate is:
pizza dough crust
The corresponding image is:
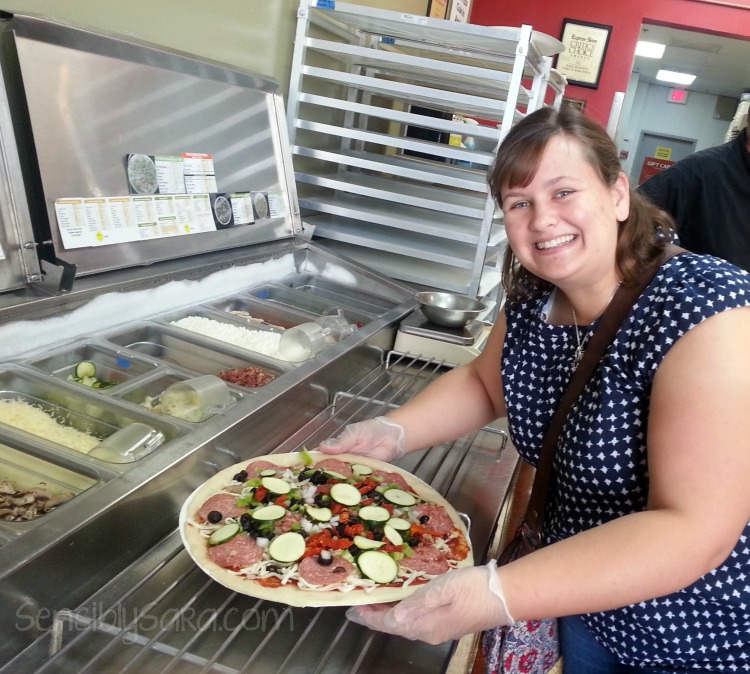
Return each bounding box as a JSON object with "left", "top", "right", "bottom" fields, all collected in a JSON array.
[{"left": 179, "top": 451, "right": 473, "bottom": 607}]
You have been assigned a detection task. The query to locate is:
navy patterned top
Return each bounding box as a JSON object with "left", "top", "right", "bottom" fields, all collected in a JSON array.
[{"left": 502, "top": 253, "right": 750, "bottom": 670}]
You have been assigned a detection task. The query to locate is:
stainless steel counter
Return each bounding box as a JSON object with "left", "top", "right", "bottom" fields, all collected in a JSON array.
[{"left": 0, "top": 345, "right": 519, "bottom": 673}]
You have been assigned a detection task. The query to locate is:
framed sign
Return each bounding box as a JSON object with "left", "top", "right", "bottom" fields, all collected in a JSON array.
[
  {"left": 556, "top": 19, "right": 612, "bottom": 89},
  {"left": 448, "top": 0, "right": 472, "bottom": 22}
]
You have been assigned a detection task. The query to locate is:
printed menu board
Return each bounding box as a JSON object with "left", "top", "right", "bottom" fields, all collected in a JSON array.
[
  {"left": 54, "top": 192, "right": 286, "bottom": 250},
  {"left": 126, "top": 153, "right": 216, "bottom": 196},
  {"left": 54, "top": 151, "right": 287, "bottom": 250}
]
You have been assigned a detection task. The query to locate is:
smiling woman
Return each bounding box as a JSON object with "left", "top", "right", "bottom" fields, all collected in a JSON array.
[
  {"left": 490, "top": 107, "right": 673, "bottom": 317},
  {"left": 497, "top": 133, "right": 628, "bottom": 323},
  {"left": 320, "top": 106, "right": 750, "bottom": 672}
]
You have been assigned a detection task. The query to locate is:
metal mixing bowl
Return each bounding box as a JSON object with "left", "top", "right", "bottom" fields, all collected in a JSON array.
[{"left": 415, "top": 291, "right": 488, "bottom": 328}]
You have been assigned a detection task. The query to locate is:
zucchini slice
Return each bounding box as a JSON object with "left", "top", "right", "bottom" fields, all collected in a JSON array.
[
  {"left": 259, "top": 468, "right": 277, "bottom": 477},
  {"left": 383, "top": 524, "right": 403, "bottom": 546},
  {"left": 386, "top": 517, "right": 412, "bottom": 531},
  {"left": 268, "top": 531, "right": 306, "bottom": 563},
  {"left": 75, "top": 360, "right": 97, "bottom": 379},
  {"left": 357, "top": 550, "right": 398, "bottom": 584},
  {"left": 383, "top": 488, "right": 417, "bottom": 507},
  {"left": 251, "top": 504, "right": 286, "bottom": 522},
  {"left": 330, "top": 483, "right": 361, "bottom": 506},
  {"left": 351, "top": 463, "right": 373, "bottom": 476},
  {"left": 305, "top": 505, "right": 333, "bottom": 522},
  {"left": 358, "top": 505, "right": 391, "bottom": 524},
  {"left": 208, "top": 522, "right": 241, "bottom": 546},
  {"left": 323, "top": 469, "right": 347, "bottom": 481},
  {"left": 340, "top": 549, "right": 355, "bottom": 563},
  {"left": 353, "top": 535, "right": 385, "bottom": 550},
  {"left": 261, "top": 476, "right": 291, "bottom": 495}
]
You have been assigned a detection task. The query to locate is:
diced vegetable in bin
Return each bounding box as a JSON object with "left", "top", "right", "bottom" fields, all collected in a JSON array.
[{"left": 68, "top": 360, "right": 119, "bottom": 389}]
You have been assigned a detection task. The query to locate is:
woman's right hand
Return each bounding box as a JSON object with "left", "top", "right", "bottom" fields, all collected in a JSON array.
[
  {"left": 346, "top": 560, "right": 514, "bottom": 644},
  {"left": 316, "top": 416, "right": 406, "bottom": 462}
]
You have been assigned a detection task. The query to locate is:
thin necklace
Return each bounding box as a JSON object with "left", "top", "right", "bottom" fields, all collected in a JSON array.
[
  {"left": 570, "top": 282, "right": 621, "bottom": 369},
  {"left": 570, "top": 304, "right": 585, "bottom": 369}
]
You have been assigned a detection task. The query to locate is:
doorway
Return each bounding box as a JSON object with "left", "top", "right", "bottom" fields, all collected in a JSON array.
[
  {"left": 630, "top": 131, "right": 696, "bottom": 186},
  {"left": 615, "top": 22, "right": 749, "bottom": 182}
]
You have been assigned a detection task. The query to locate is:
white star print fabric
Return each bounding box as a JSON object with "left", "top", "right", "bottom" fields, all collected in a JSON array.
[{"left": 503, "top": 253, "right": 750, "bottom": 670}]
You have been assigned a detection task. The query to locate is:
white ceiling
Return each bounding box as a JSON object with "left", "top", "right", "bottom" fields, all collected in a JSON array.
[{"left": 632, "top": 24, "right": 750, "bottom": 101}]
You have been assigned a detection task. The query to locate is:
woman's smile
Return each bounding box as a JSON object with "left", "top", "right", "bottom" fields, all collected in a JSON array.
[{"left": 535, "top": 234, "right": 577, "bottom": 251}]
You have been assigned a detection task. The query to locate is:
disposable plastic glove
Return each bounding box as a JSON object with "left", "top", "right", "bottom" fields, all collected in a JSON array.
[
  {"left": 346, "top": 560, "right": 513, "bottom": 644},
  {"left": 317, "top": 416, "right": 406, "bottom": 462}
]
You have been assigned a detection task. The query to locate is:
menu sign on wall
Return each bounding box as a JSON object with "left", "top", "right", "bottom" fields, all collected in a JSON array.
[
  {"left": 54, "top": 192, "right": 287, "bottom": 250},
  {"left": 126, "top": 153, "right": 218, "bottom": 196},
  {"left": 182, "top": 152, "right": 218, "bottom": 194},
  {"left": 230, "top": 192, "right": 255, "bottom": 226},
  {"left": 54, "top": 150, "right": 287, "bottom": 250}
]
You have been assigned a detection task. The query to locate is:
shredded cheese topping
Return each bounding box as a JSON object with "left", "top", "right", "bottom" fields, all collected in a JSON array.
[{"left": 0, "top": 398, "right": 100, "bottom": 453}]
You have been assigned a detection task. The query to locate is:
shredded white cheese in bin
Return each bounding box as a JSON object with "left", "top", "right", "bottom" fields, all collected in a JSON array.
[{"left": 0, "top": 398, "right": 100, "bottom": 453}]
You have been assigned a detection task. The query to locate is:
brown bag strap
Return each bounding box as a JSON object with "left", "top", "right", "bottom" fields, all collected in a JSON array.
[{"left": 521, "top": 244, "right": 686, "bottom": 539}]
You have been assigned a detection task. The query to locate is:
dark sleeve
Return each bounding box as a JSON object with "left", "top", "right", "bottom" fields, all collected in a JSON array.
[
  {"left": 638, "top": 166, "right": 686, "bottom": 215},
  {"left": 637, "top": 164, "right": 697, "bottom": 240}
]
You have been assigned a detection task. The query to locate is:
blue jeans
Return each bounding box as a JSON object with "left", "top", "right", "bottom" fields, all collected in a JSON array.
[{"left": 559, "top": 615, "right": 715, "bottom": 674}]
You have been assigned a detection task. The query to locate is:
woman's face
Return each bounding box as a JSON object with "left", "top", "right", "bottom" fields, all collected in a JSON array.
[{"left": 500, "top": 134, "right": 629, "bottom": 292}]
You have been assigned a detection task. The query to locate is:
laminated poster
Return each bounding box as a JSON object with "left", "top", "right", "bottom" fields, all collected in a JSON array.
[
  {"left": 55, "top": 151, "right": 275, "bottom": 249},
  {"left": 54, "top": 194, "right": 218, "bottom": 249}
]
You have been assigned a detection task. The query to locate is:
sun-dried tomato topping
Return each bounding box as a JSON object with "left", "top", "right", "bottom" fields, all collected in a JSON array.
[
  {"left": 356, "top": 478, "right": 379, "bottom": 494},
  {"left": 380, "top": 543, "right": 404, "bottom": 553},
  {"left": 303, "top": 530, "right": 353, "bottom": 558},
  {"left": 343, "top": 523, "right": 365, "bottom": 537},
  {"left": 254, "top": 485, "right": 268, "bottom": 502},
  {"left": 410, "top": 523, "right": 443, "bottom": 538}
]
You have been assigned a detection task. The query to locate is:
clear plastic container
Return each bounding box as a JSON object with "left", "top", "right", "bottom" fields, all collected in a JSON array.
[
  {"left": 278, "top": 313, "right": 358, "bottom": 362},
  {"left": 158, "top": 375, "right": 235, "bottom": 423},
  {"left": 316, "top": 313, "right": 357, "bottom": 341},
  {"left": 88, "top": 423, "right": 165, "bottom": 463}
]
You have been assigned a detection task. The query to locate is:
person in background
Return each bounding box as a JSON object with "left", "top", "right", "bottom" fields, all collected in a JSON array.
[
  {"left": 319, "top": 106, "right": 750, "bottom": 672},
  {"left": 638, "top": 120, "right": 750, "bottom": 271}
]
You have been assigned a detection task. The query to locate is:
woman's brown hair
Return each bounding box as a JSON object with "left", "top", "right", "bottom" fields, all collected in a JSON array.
[{"left": 488, "top": 106, "right": 674, "bottom": 303}]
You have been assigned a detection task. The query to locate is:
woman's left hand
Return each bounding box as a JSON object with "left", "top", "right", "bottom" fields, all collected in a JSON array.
[{"left": 345, "top": 561, "right": 513, "bottom": 644}]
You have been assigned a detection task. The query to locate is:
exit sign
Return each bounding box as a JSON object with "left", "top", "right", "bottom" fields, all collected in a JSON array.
[{"left": 668, "top": 88, "right": 689, "bottom": 104}]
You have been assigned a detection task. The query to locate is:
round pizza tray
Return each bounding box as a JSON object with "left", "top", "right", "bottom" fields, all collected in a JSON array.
[{"left": 179, "top": 451, "right": 473, "bottom": 608}]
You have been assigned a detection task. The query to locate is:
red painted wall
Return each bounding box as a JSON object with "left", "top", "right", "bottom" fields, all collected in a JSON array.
[{"left": 470, "top": 0, "right": 750, "bottom": 127}]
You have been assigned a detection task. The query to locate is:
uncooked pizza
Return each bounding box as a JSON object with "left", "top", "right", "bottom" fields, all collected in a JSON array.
[{"left": 179, "top": 450, "right": 473, "bottom": 607}]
